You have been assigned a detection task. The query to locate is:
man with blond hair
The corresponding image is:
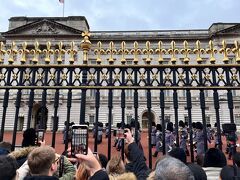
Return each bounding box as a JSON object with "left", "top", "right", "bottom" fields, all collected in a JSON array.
[{"left": 24, "top": 146, "right": 59, "bottom": 180}]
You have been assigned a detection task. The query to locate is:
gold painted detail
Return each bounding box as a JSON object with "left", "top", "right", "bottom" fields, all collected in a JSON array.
[
  {"left": 67, "top": 42, "right": 77, "bottom": 64},
  {"left": 0, "top": 73, "right": 5, "bottom": 80},
  {"left": 155, "top": 41, "right": 166, "bottom": 64},
  {"left": 31, "top": 41, "right": 41, "bottom": 64},
  {"left": 178, "top": 74, "right": 184, "bottom": 80},
  {"left": 218, "top": 74, "right": 224, "bottom": 80},
  {"left": 127, "top": 73, "right": 132, "bottom": 80},
  {"left": 193, "top": 40, "right": 205, "bottom": 63},
  {"left": 168, "top": 41, "right": 179, "bottom": 64},
  {"left": 94, "top": 41, "right": 105, "bottom": 64},
  {"left": 106, "top": 41, "right": 117, "bottom": 64},
  {"left": 181, "top": 41, "right": 191, "bottom": 64},
  {"left": 114, "top": 74, "right": 120, "bottom": 80},
  {"left": 165, "top": 74, "right": 171, "bottom": 80},
  {"left": 50, "top": 74, "right": 55, "bottom": 80},
  {"left": 89, "top": 74, "right": 95, "bottom": 80},
  {"left": 232, "top": 74, "right": 238, "bottom": 80},
  {"left": 62, "top": 73, "right": 67, "bottom": 80},
  {"left": 191, "top": 74, "right": 197, "bottom": 80},
  {"left": 232, "top": 41, "right": 240, "bottom": 63},
  {"left": 130, "top": 41, "right": 141, "bottom": 64},
  {"left": 37, "top": 73, "right": 43, "bottom": 80},
  {"left": 55, "top": 42, "right": 65, "bottom": 63},
  {"left": 74, "top": 74, "right": 80, "bottom": 80},
  {"left": 12, "top": 73, "right": 18, "bottom": 80},
  {"left": 0, "top": 42, "right": 6, "bottom": 63},
  {"left": 140, "top": 73, "right": 145, "bottom": 80},
  {"left": 152, "top": 73, "right": 158, "bottom": 80},
  {"left": 80, "top": 32, "right": 91, "bottom": 64},
  {"left": 143, "top": 41, "right": 153, "bottom": 64},
  {"left": 206, "top": 40, "right": 217, "bottom": 64},
  {"left": 43, "top": 41, "right": 54, "bottom": 63},
  {"left": 118, "top": 41, "right": 129, "bottom": 64},
  {"left": 219, "top": 40, "right": 231, "bottom": 63},
  {"left": 205, "top": 74, "right": 211, "bottom": 80},
  {"left": 18, "top": 42, "right": 29, "bottom": 64},
  {"left": 0, "top": 40, "right": 240, "bottom": 65},
  {"left": 24, "top": 74, "right": 30, "bottom": 80},
  {"left": 102, "top": 74, "right": 108, "bottom": 80},
  {"left": 7, "top": 42, "right": 17, "bottom": 64}
]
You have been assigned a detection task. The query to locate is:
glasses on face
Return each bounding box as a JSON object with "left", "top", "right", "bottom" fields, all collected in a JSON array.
[{"left": 54, "top": 157, "right": 60, "bottom": 165}]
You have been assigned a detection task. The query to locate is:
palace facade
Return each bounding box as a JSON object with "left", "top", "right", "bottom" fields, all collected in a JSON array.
[{"left": 0, "top": 16, "right": 240, "bottom": 131}]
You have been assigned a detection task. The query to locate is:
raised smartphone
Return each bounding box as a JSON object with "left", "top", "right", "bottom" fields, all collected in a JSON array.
[
  {"left": 71, "top": 125, "right": 88, "bottom": 156},
  {"left": 36, "top": 129, "right": 45, "bottom": 143}
]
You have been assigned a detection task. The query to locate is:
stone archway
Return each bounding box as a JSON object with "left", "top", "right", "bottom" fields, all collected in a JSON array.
[{"left": 142, "top": 111, "right": 155, "bottom": 129}]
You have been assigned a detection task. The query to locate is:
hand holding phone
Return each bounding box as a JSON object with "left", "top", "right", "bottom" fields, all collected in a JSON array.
[
  {"left": 36, "top": 129, "right": 45, "bottom": 145},
  {"left": 71, "top": 125, "right": 88, "bottom": 156}
]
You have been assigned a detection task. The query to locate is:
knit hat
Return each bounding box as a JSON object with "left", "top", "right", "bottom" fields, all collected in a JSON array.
[{"left": 168, "top": 147, "right": 187, "bottom": 164}]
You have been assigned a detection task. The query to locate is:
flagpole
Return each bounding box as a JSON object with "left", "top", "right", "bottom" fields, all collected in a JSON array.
[{"left": 63, "top": 0, "right": 65, "bottom": 17}]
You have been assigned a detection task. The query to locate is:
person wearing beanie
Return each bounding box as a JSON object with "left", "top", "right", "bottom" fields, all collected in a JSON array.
[
  {"left": 187, "top": 163, "right": 207, "bottom": 180},
  {"left": 168, "top": 147, "right": 187, "bottom": 164}
]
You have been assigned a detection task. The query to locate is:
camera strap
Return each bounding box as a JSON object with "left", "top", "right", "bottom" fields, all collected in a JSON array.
[{"left": 59, "top": 155, "right": 64, "bottom": 177}]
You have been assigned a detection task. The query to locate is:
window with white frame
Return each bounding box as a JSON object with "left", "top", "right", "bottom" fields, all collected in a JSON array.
[
  {"left": 89, "top": 115, "right": 95, "bottom": 124},
  {"left": 235, "top": 115, "right": 240, "bottom": 126},
  {"left": 206, "top": 116, "right": 211, "bottom": 124},
  {"left": 90, "top": 89, "right": 96, "bottom": 98},
  {"left": 126, "top": 89, "right": 133, "bottom": 98},
  {"left": 17, "top": 117, "right": 24, "bottom": 131},
  {"left": 127, "top": 115, "right": 133, "bottom": 124}
]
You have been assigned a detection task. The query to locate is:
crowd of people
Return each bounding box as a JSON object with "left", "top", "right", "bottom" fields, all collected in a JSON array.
[{"left": 0, "top": 121, "right": 239, "bottom": 180}]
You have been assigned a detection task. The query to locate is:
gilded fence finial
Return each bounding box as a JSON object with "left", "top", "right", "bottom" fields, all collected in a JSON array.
[
  {"left": 206, "top": 40, "right": 218, "bottom": 64},
  {"left": 143, "top": 41, "right": 153, "bottom": 64},
  {"left": 130, "top": 41, "right": 141, "bottom": 64},
  {"left": 232, "top": 40, "right": 240, "bottom": 63},
  {"left": 180, "top": 41, "right": 191, "bottom": 64},
  {"left": 118, "top": 41, "right": 129, "bottom": 64},
  {"left": 7, "top": 42, "right": 17, "bottom": 64},
  {"left": 80, "top": 31, "right": 91, "bottom": 64},
  {"left": 106, "top": 41, "right": 117, "bottom": 64},
  {"left": 219, "top": 40, "right": 231, "bottom": 64},
  {"left": 155, "top": 41, "right": 166, "bottom": 64},
  {"left": 55, "top": 42, "right": 65, "bottom": 64},
  {"left": 193, "top": 40, "right": 205, "bottom": 63},
  {"left": 168, "top": 41, "right": 178, "bottom": 64},
  {"left": 94, "top": 41, "right": 105, "bottom": 64},
  {"left": 18, "top": 42, "right": 29, "bottom": 64},
  {"left": 0, "top": 42, "right": 6, "bottom": 63},
  {"left": 31, "top": 41, "right": 41, "bottom": 64},
  {"left": 43, "top": 41, "right": 54, "bottom": 63},
  {"left": 67, "top": 41, "right": 77, "bottom": 64}
]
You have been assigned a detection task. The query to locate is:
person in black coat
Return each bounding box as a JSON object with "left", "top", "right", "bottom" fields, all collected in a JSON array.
[{"left": 124, "top": 128, "right": 150, "bottom": 180}]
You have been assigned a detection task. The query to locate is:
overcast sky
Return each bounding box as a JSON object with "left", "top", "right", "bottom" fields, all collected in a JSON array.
[{"left": 0, "top": 0, "right": 240, "bottom": 32}]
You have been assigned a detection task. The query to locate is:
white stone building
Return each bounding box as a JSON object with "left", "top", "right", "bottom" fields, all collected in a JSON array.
[{"left": 0, "top": 16, "right": 240, "bottom": 131}]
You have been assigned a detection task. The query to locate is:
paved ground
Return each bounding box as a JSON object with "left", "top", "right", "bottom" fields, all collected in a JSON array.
[{"left": 2, "top": 130, "right": 237, "bottom": 167}]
